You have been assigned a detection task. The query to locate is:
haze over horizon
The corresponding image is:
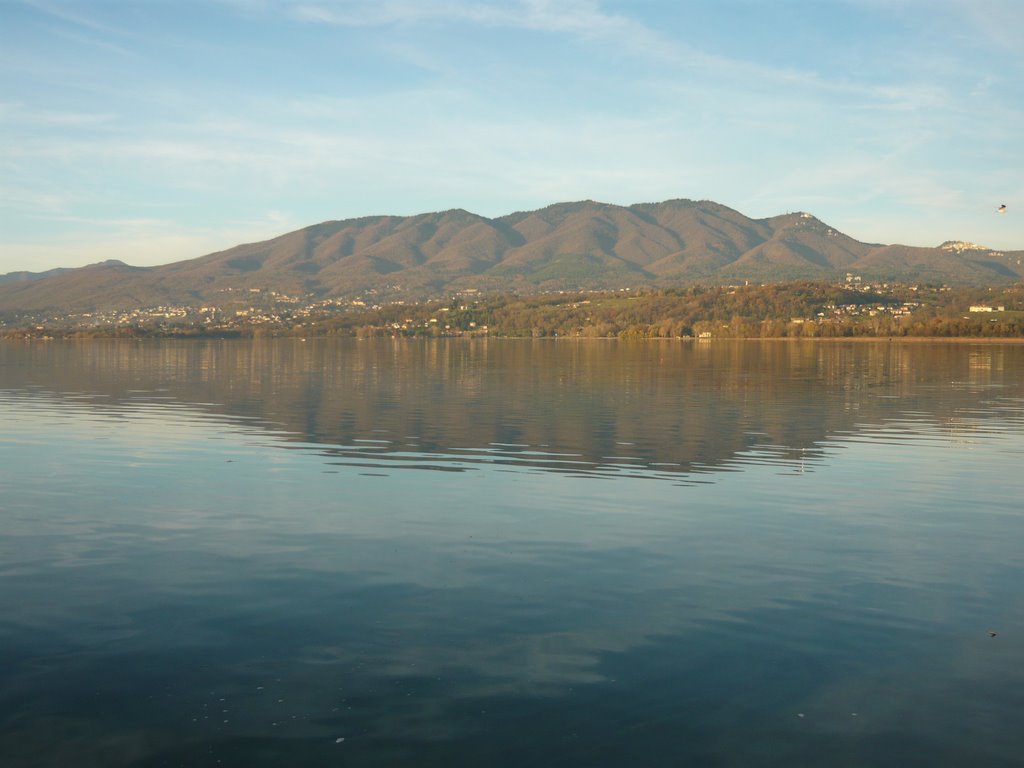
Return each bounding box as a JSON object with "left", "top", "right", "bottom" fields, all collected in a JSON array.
[{"left": 2, "top": 0, "right": 1022, "bottom": 275}]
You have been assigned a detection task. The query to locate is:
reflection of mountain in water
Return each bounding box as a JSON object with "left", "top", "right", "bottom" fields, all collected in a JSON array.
[{"left": 4, "top": 339, "right": 1023, "bottom": 480}]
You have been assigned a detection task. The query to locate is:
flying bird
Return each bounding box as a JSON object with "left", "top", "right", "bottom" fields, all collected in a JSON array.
[{"left": 997, "top": 204, "right": 1007, "bottom": 214}]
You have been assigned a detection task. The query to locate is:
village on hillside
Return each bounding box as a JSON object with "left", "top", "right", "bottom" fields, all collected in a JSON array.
[{"left": 3, "top": 276, "right": 1023, "bottom": 340}]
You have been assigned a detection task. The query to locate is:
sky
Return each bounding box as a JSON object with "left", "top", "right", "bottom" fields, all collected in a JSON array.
[{"left": 1, "top": 0, "right": 1022, "bottom": 273}]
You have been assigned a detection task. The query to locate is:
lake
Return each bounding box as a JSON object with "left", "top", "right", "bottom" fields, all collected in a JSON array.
[{"left": 2, "top": 338, "right": 1024, "bottom": 767}]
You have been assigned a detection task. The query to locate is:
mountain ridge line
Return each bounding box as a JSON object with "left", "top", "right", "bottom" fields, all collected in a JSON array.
[{"left": 2, "top": 198, "right": 1021, "bottom": 313}]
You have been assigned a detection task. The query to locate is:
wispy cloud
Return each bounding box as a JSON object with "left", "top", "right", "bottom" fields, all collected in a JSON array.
[
  {"left": 0, "top": 101, "right": 116, "bottom": 127},
  {"left": 0, "top": 212, "right": 301, "bottom": 271},
  {"left": 3, "top": 0, "right": 1022, "bottom": 271},
  {"left": 955, "top": 0, "right": 1024, "bottom": 55},
  {"left": 19, "top": 0, "right": 120, "bottom": 35},
  {"left": 21, "top": 0, "right": 201, "bottom": 60},
  {"left": 290, "top": 0, "right": 682, "bottom": 59},
  {"left": 290, "top": 0, "right": 624, "bottom": 32},
  {"left": 17, "top": 0, "right": 141, "bottom": 57},
  {"left": 0, "top": 184, "right": 71, "bottom": 216},
  {"left": 287, "top": 0, "right": 961, "bottom": 114}
]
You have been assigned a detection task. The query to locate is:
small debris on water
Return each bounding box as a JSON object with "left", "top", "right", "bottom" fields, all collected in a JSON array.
[
  {"left": 797, "top": 713, "right": 805, "bottom": 718},
  {"left": 336, "top": 737, "right": 345, "bottom": 744}
]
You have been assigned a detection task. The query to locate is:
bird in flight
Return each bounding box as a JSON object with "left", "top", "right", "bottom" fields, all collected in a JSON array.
[{"left": 997, "top": 204, "right": 1007, "bottom": 214}]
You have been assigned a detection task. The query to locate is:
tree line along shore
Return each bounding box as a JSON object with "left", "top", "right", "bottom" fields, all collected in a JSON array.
[{"left": 5, "top": 281, "right": 1024, "bottom": 340}]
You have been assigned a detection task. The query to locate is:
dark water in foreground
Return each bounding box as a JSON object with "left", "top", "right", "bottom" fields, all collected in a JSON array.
[{"left": 2, "top": 339, "right": 1024, "bottom": 767}]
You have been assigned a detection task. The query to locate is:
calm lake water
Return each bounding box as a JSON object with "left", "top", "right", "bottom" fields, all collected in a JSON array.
[{"left": 2, "top": 339, "right": 1024, "bottom": 767}]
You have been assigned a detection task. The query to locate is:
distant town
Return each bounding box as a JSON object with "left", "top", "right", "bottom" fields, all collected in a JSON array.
[{"left": 4, "top": 276, "right": 1024, "bottom": 340}]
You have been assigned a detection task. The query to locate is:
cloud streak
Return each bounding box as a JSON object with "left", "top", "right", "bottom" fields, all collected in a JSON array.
[
  {"left": 286, "top": 0, "right": 962, "bottom": 111},
  {"left": 0, "top": 213, "right": 302, "bottom": 271},
  {"left": 2, "top": 0, "right": 1022, "bottom": 272},
  {"left": 290, "top": 0, "right": 635, "bottom": 34},
  {"left": 0, "top": 101, "right": 116, "bottom": 127}
]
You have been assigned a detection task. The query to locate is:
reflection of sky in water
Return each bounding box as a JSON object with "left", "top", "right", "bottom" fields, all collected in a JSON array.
[{"left": 3, "top": 343, "right": 1024, "bottom": 766}]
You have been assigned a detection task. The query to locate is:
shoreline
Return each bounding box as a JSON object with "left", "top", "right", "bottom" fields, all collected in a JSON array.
[{"left": 7, "top": 334, "right": 1024, "bottom": 344}]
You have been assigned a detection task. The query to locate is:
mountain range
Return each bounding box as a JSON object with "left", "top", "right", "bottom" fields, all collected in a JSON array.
[{"left": 2, "top": 199, "right": 1022, "bottom": 313}]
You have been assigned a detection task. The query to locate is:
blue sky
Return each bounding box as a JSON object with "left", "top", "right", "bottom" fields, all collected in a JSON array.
[{"left": 1, "top": 0, "right": 1022, "bottom": 273}]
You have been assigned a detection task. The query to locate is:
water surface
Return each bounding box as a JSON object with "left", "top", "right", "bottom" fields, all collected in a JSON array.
[{"left": 2, "top": 339, "right": 1023, "bottom": 766}]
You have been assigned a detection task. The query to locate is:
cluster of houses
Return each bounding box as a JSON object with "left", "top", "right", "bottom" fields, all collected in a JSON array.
[{"left": 5, "top": 293, "right": 387, "bottom": 332}]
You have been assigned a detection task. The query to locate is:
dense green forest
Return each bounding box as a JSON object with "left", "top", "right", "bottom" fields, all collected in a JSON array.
[{"left": 6, "top": 282, "right": 1024, "bottom": 339}]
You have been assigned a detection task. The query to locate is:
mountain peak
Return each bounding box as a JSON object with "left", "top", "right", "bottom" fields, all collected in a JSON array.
[
  {"left": 2, "top": 198, "right": 1021, "bottom": 313},
  {"left": 940, "top": 240, "right": 990, "bottom": 253}
]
